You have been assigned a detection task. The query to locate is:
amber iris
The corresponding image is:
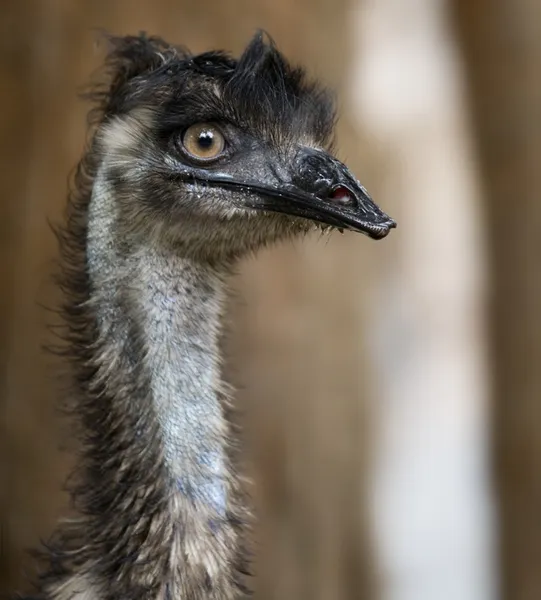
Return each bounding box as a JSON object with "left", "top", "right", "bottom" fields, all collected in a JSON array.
[{"left": 182, "top": 123, "right": 225, "bottom": 161}]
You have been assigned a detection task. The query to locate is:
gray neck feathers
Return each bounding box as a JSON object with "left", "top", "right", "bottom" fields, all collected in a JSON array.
[
  {"left": 87, "top": 167, "right": 228, "bottom": 519},
  {"left": 45, "top": 166, "right": 244, "bottom": 600}
]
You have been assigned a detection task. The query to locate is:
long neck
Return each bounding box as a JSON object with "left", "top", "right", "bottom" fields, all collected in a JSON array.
[
  {"left": 88, "top": 179, "right": 228, "bottom": 514},
  {"left": 48, "top": 170, "right": 244, "bottom": 600}
]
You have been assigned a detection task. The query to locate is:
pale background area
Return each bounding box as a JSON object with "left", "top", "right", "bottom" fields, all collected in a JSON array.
[
  {"left": 352, "top": 2, "right": 494, "bottom": 599},
  {"left": 1, "top": 1, "right": 540, "bottom": 599}
]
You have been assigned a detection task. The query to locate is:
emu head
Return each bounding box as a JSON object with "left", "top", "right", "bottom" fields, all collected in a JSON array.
[{"left": 92, "top": 32, "right": 395, "bottom": 262}]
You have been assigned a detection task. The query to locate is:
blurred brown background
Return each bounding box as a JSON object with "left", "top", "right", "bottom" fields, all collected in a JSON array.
[{"left": 1, "top": 1, "right": 540, "bottom": 599}]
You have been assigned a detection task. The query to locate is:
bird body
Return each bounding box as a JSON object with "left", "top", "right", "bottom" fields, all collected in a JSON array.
[{"left": 17, "top": 32, "right": 394, "bottom": 600}]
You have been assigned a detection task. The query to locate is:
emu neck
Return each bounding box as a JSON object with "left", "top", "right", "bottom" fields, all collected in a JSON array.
[
  {"left": 88, "top": 172, "right": 227, "bottom": 508},
  {"left": 63, "top": 169, "right": 238, "bottom": 599}
]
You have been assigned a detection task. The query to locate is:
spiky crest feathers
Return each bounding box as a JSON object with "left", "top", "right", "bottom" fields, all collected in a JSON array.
[{"left": 86, "top": 31, "right": 336, "bottom": 148}]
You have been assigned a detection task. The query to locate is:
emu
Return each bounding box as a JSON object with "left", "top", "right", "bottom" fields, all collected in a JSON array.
[{"left": 19, "top": 32, "right": 395, "bottom": 600}]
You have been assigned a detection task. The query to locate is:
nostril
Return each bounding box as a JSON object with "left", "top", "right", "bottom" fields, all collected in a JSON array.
[{"left": 329, "top": 185, "right": 357, "bottom": 208}]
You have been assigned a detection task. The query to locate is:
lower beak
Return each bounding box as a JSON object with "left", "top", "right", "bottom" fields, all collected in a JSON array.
[{"left": 233, "top": 179, "right": 396, "bottom": 240}]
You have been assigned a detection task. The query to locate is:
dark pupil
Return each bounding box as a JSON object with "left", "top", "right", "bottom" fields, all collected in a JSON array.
[{"left": 197, "top": 130, "right": 214, "bottom": 149}]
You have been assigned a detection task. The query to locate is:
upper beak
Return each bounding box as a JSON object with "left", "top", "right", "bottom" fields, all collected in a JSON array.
[
  {"left": 177, "top": 147, "right": 396, "bottom": 239},
  {"left": 242, "top": 147, "right": 396, "bottom": 239}
]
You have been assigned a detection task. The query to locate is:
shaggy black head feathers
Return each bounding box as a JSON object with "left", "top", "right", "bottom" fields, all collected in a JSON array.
[{"left": 90, "top": 31, "right": 336, "bottom": 149}]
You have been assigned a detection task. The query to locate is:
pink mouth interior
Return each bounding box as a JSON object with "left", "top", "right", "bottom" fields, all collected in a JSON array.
[{"left": 329, "top": 186, "right": 355, "bottom": 207}]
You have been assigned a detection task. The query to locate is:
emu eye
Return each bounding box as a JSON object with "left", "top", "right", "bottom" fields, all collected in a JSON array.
[{"left": 182, "top": 123, "right": 225, "bottom": 162}]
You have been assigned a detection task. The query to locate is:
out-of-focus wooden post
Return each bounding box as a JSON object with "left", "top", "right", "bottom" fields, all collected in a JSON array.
[{"left": 453, "top": 1, "right": 541, "bottom": 598}]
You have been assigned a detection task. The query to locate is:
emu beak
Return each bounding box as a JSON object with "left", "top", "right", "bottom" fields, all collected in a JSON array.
[
  {"left": 176, "top": 147, "right": 396, "bottom": 239},
  {"left": 250, "top": 148, "right": 397, "bottom": 239}
]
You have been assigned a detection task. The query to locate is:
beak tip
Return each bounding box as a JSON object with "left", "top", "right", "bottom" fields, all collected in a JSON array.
[{"left": 366, "top": 217, "right": 397, "bottom": 240}]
